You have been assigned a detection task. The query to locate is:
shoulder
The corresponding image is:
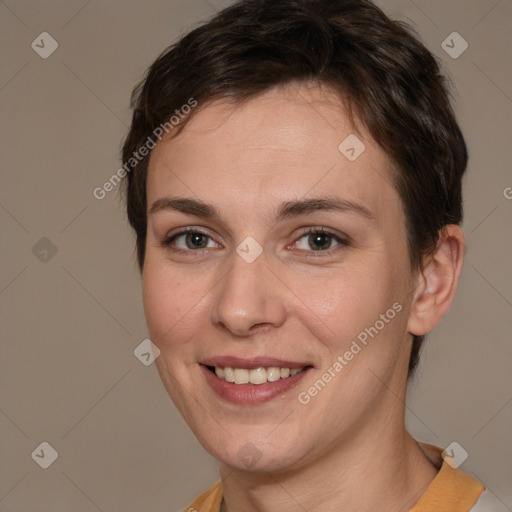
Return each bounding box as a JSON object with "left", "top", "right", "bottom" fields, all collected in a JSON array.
[{"left": 412, "top": 441, "right": 486, "bottom": 512}]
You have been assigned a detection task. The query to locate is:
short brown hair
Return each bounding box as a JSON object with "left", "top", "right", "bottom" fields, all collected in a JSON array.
[{"left": 122, "top": 0, "right": 468, "bottom": 378}]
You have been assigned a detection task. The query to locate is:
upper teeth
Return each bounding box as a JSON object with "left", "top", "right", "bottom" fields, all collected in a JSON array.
[{"left": 215, "top": 366, "right": 304, "bottom": 385}]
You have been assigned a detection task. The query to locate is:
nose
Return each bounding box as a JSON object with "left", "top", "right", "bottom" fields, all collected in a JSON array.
[{"left": 211, "top": 248, "right": 287, "bottom": 337}]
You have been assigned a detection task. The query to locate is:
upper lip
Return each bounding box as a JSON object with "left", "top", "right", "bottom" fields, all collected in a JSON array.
[{"left": 201, "top": 356, "right": 311, "bottom": 370}]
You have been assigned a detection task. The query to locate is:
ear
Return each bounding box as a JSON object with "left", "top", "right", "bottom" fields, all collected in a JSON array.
[{"left": 407, "top": 225, "right": 466, "bottom": 336}]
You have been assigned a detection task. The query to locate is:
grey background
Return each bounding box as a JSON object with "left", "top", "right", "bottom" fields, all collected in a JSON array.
[{"left": 1, "top": 0, "right": 511, "bottom": 510}]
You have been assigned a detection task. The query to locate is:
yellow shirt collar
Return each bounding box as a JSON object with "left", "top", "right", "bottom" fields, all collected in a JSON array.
[{"left": 183, "top": 441, "right": 484, "bottom": 512}]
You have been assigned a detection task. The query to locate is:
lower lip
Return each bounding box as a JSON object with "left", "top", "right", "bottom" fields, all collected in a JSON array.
[{"left": 201, "top": 365, "right": 311, "bottom": 405}]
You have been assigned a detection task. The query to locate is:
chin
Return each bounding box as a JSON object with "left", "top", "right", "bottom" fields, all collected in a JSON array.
[{"left": 206, "top": 434, "right": 308, "bottom": 474}]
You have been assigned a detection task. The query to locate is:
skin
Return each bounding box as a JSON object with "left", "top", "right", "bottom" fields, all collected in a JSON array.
[{"left": 142, "top": 82, "right": 466, "bottom": 512}]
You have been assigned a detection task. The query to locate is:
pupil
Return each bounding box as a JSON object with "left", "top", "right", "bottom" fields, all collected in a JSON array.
[
  {"left": 187, "top": 233, "right": 206, "bottom": 248},
  {"left": 310, "top": 233, "right": 330, "bottom": 250}
]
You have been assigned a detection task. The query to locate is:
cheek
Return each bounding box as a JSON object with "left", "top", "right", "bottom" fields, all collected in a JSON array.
[
  {"left": 293, "top": 257, "right": 410, "bottom": 377},
  {"left": 141, "top": 259, "right": 215, "bottom": 354},
  {"left": 297, "top": 265, "right": 394, "bottom": 335},
  {"left": 142, "top": 263, "right": 190, "bottom": 345},
  {"left": 142, "top": 269, "right": 178, "bottom": 338}
]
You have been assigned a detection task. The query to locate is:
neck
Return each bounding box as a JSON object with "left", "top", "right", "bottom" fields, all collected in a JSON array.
[
  {"left": 219, "top": 372, "right": 438, "bottom": 512},
  {"left": 220, "top": 431, "right": 437, "bottom": 512}
]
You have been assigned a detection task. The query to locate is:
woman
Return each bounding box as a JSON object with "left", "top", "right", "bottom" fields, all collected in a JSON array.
[{"left": 121, "top": 1, "right": 495, "bottom": 510}]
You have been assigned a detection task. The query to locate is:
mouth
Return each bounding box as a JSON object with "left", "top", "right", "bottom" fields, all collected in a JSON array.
[
  {"left": 205, "top": 365, "right": 308, "bottom": 385},
  {"left": 199, "top": 357, "right": 313, "bottom": 405}
]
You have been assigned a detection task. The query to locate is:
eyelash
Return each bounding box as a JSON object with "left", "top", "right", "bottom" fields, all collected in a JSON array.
[
  {"left": 293, "top": 227, "right": 350, "bottom": 259},
  {"left": 160, "top": 226, "right": 350, "bottom": 259}
]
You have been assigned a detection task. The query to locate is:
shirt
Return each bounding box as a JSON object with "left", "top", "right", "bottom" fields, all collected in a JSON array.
[{"left": 180, "top": 441, "right": 497, "bottom": 512}]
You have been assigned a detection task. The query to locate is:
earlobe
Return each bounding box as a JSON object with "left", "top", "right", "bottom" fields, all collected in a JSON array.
[{"left": 407, "top": 225, "right": 466, "bottom": 336}]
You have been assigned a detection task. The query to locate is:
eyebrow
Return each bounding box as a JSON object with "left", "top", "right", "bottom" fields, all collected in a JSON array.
[{"left": 148, "top": 196, "right": 374, "bottom": 222}]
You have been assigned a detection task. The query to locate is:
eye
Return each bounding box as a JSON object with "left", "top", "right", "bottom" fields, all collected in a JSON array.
[
  {"left": 294, "top": 228, "right": 349, "bottom": 254},
  {"left": 161, "top": 228, "right": 219, "bottom": 251}
]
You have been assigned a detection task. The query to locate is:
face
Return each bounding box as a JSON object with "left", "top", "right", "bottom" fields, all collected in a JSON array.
[{"left": 143, "top": 83, "right": 418, "bottom": 473}]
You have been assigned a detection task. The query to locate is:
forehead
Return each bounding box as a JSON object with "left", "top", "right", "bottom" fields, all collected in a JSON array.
[
  {"left": 152, "top": 83, "right": 359, "bottom": 167},
  {"left": 146, "top": 83, "right": 400, "bottom": 224}
]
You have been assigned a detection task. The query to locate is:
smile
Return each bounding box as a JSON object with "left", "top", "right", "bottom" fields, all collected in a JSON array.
[
  {"left": 200, "top": 360, "right": 313, "bottom": 405},
  {"left": 210, "top": 365, "right": 305, "bottom": 385}
]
